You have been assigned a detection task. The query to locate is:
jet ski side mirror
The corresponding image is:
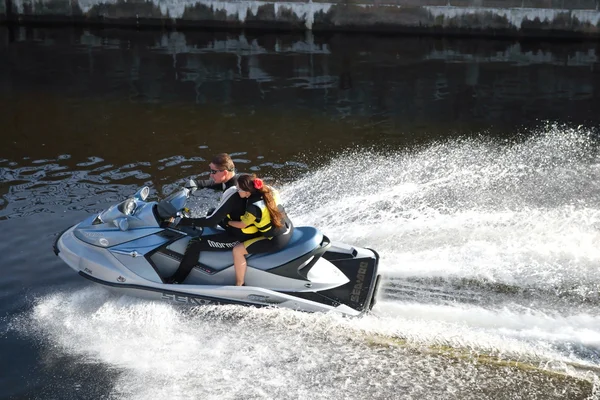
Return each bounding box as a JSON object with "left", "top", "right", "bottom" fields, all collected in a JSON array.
[{"left": 134, "top": 186, "right": 150, "bottom": 201}]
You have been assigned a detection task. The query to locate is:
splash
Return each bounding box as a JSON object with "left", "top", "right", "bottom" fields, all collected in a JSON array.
[
  {"left": 11, "top": 287, "right": 597, "bottom": 400},
  {"left": 279, "top": 123, "right": 600, "bottom": 368},
  {"left": 9, "top": 123, "right": 600, "bottom": 398},
  {"left": 282, "top": 124, "right": 600, "bottom": 294}
]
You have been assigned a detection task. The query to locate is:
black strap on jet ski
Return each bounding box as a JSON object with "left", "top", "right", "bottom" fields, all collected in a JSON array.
[
  {"left": 166, "top": 238, "right": 203, "bottom": 284},
  {"left": 167, "top": 232, "right": 240, "bottom": 284}
]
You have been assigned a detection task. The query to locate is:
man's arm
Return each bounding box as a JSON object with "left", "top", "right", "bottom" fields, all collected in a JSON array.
[
  {"left": 191, "top": 178, "right": 223, "bottom": 190},
  {"left": 178, "top": 188, "right": 238, "bottom": 227}
]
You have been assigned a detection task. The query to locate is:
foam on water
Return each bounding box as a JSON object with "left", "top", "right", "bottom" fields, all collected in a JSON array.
[
  {"left": 372, "top": 301, "right": 600, "bottom": 360},
  {"left": 279, "top": 123, "right": 600, "bottom": 367},
  {"left": 11, "top": 287, "right": 598, "bottom": 399},
  {"left": 11, "top": 123, "right": 600, "bottom": 398},
  {"left": 283, "top": 124, "right": 600, "bottom": 292}
]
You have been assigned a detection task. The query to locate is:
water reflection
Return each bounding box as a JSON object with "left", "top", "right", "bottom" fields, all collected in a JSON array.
[
  {"left": 1, "top": 27, "right": 599, "bottom": 128},
  {"left": 1, "top": 26, "right": 600, "bottom": 207}
]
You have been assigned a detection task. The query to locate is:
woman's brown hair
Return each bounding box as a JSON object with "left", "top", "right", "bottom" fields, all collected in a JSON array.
[{"left": 238, "top": 174, "right": 283, "bottom": 228}]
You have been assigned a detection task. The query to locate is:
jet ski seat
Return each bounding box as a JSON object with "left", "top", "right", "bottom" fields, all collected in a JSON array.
[
  {"left": 247, "top": 226, "right": 324, "bottom": 270},
  {"left": 196, "top": 226, "right": 324, "bottom": 272}
]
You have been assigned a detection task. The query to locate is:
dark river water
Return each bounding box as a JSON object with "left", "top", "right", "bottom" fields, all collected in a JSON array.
[{"left": 2, "top": 25, "right": 600, "bottom": 399}]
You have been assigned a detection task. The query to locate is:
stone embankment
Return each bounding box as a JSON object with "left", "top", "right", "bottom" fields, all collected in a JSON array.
[{"left": 2, "top": 0, "right": 600, "bottom": 38}]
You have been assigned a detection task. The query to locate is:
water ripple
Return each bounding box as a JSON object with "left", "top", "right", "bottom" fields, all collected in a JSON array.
[{"left": 0, "top": 157, "right": 155, "bottom": 219}]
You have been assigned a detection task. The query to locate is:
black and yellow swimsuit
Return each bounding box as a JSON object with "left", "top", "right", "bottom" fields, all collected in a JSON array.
[{"left": 240, "top": 193, "right": 293, "bottom": 253}]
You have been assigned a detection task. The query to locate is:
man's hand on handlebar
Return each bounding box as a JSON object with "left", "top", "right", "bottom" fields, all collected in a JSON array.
[{"left": 177, "top": 217, "right": 195, "bottom": 227}]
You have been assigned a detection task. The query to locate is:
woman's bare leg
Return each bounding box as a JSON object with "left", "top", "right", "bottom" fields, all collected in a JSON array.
[{"left": 233, "top": 243, "right": 249, "bottom": 286}]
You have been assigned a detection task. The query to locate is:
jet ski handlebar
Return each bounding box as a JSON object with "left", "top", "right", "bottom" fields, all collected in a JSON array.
[
  {"left": 155, "top": 179, "right": 198, "bottom": 221},
  {"left": 97, "top": 183, "right": 195, "bottom": 229}
]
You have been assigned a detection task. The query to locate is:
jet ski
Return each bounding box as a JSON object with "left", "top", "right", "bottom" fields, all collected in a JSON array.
[{"left": 53, "top": 184, "right": 381, "bottom": 316}]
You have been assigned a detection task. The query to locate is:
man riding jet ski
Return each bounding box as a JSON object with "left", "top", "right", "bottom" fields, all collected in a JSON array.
[
  {"left": 165, "top": 153, "right": 263, "bottom": 284},
  {"left": 53, "top": 183, "right": 381, "bottom": 316}
]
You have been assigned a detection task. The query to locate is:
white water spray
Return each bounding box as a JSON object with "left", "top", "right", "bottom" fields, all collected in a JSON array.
[{"left": 13, "top": 124, "right": 600, "bottom": 398}]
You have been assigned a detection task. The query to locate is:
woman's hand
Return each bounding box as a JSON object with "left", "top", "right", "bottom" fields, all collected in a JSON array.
[{"left": 228, "top": 220, "right": 248, "bottom": 229}]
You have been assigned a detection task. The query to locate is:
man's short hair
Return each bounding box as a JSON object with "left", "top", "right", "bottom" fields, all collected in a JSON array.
[{"left": 212, "top": 153, "right": 235, "bottom": 171}]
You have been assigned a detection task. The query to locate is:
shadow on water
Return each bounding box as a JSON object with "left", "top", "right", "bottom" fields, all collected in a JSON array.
[
  {"left": 0, "top": 211, "right": 119, "bottom": 400},
  {"left": 2, "top": 342, "right": 121, "bottom": 400}
]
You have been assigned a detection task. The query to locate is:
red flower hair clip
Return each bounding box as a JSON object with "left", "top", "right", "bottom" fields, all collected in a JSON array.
[{"left": 253, "top": 178, "right": 264, "bottom": 190}]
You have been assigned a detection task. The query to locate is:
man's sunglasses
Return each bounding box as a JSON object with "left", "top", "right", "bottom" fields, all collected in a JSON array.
[{"left": 210, "top": 169, "right": 226, "bottom": 174}]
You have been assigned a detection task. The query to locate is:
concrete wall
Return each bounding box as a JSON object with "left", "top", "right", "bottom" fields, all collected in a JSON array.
[{"left": 4, "top": 0, "right": 600, "bottom": 37}]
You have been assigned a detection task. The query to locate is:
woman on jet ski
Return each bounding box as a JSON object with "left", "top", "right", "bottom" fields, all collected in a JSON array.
[
  {"left": 167, "top": 154, "right": 260, "bottom": 284},
  {"left": 186, "top": 152, "right": 252, "bottom": 240},
  {"left": 228, "top": 174, "right": 294, "bottom": 286}
]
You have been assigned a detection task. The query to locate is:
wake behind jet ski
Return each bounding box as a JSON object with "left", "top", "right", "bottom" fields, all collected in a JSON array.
[{"left": 53, "top": 185, "right": 381, "bottom": 316}]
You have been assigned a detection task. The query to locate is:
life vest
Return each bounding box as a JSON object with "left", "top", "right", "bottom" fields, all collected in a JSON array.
[
  {"left": 240, "top": 221, "right": 259, "bottom": 235},
  {"left": 249, "top": 199, "right": 275, "bottom": 237},
  {"left": 241, "top": 191, "right": 283, "bottom": 238},
  {"left": 214, "top": 186, "right": 257, "bottom": 234}
]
